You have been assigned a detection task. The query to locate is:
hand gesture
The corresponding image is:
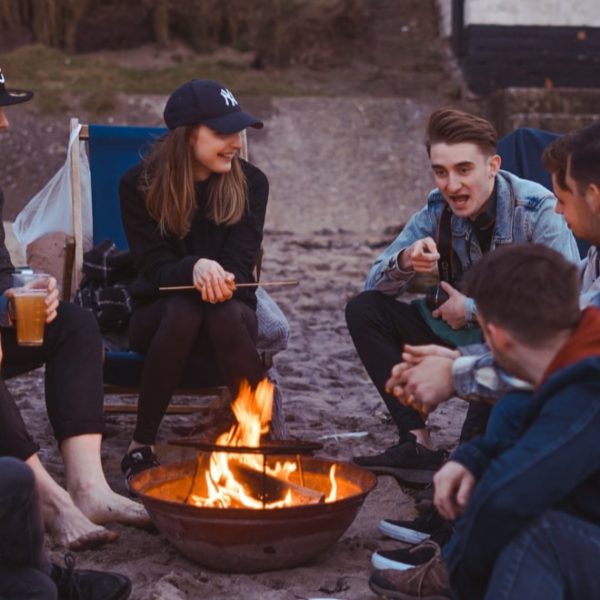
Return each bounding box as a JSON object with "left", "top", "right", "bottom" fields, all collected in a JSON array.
[
  {"left": 400, "top": 237, "right": 440, "bottom": 273},
  {"left": 192, "top": 258, "right": 235, "bottom": 304},
  {"left": 431, "top": 281, "right": 467, "bottom": 329},
  {"left": 433, "top": 461, "right": 476, "bottom": 520},
  {"left": 401, "top": 343, "right": 461, "bottom": 365},
  {"left": 385, "top": 353, "right": 457, "bottom": 416}
]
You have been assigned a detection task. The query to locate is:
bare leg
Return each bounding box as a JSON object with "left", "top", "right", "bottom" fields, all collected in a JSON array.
[
  {"left": 61, "top": 434, "right": 150, "bottom": 527},
  {"left": 25, "top": 454, "right": 118, "bottom": 551}
]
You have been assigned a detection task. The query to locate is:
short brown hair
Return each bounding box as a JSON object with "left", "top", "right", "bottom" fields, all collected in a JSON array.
[
  {"left": 565, "top": 120, "right": 600, "bottom": 194},
  {"left": 426, "top": 108, "right": 497, "bottom": 156},
  {"left": 542, "top": 135, "right": 571, "bottom": 191},
  {"left": 463, "top": 244, "right": 580, "bottom": 346}
]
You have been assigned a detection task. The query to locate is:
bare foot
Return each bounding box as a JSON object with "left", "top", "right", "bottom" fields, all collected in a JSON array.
[
  {"left": 26, "top": 454, "right": 119, "bottom": 550},
  {"left": 45, "top": 494, "right": 119, "bottom": 550},
  {"left": 72, "top": 486, "right": 152, "bottom": 528}
]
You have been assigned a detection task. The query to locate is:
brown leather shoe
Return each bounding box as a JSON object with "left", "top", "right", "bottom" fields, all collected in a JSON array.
[{"left": 369, "top": 543, "right": 451, "bottom": 599}]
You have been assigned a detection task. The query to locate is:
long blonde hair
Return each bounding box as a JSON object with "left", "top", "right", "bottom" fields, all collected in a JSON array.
[{"left": 141, "top": 126, "right": 248, "bottom": 238}]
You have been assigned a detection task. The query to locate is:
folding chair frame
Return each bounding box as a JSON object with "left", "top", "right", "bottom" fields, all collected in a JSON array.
[{"left": 67, "top": 119, "right": 251, "bottom": 408}]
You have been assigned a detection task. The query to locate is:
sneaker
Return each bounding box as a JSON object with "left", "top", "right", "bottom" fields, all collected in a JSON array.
[
  {"left": 371, "top": 540, "right": 439, "bottom": 571},
  {"left": 369, "top": 551, "right": 451, "bottom": 599},
  {"left": 379, "top": 508, "right": 451, "bottom": 546},
  {"left": 121, "top": 446, "right": 159, "bottom": 492},
  {"left": 51, "top": 553, "right": 131, "bottom": 600},
  {"left": 353, "top": 434, "right": 447, "bottom": 488}
]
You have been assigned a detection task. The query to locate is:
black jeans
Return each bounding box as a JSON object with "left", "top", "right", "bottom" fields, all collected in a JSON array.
[
  {"left": 0, "top": 457, "right": 56, "bottom": 600},
  {"left": 0, "top": 302, "right": 105, "bottom": 460},
  {"left": 346, "top": 290, "right": 490, "bottom": 439},
  {"left": 129, "top": 294, "right": 265, "bottom": 445}
]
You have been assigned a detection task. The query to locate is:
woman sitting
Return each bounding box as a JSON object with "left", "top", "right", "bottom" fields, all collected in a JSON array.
[{"left": 119, "top": 79, "right": 268, "bottom": 485}]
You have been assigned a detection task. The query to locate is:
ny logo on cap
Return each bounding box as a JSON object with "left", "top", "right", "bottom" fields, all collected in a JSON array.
[
  {"left": 220, "top": 88, "right": 238, "bottom": 107},
  {"left": 0, "top": 70, "right": 5, "bottom": 85}
]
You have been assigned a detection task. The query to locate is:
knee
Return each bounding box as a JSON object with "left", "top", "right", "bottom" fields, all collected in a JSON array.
[
  {"left": 52, "top": 302, "right": 102, "bottom": 346},
  {"left": 345, "top": 290, "right": 386, "bottom": 332},
  {"left": 205, "top": 301, "right": 256, "bottom": 335},
  {"left": 159, "top": 296, "right": 204, "bottom": 338},
  {"left": 0, "top": 457, "right": 34, "bottom": 496}
]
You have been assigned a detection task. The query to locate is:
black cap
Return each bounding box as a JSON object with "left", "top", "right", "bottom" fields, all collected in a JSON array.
[
  {"left": 0, "top": 68, "right": 33, "bottom": 106},
  {"left": 163, "top": 79, "right": 263, "bottom": 133}
]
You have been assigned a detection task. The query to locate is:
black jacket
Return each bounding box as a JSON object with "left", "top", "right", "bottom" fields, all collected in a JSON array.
[
  {"left": 0, "top": 189, "right": 16, "bottom": 295},
  {"left": 119, "top": 159, "right": 268, "bottom": 310}
]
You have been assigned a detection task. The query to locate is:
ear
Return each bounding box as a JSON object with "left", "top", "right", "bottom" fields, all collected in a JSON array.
[
  {"left": 485, "top": 321, "right": 512, "bottom": 351},
  {"left": 488, "top": 154, "right": 501, "bottom": 177},
  {"left": 586, "top": 183, "right": 600, "bottom": 216}
]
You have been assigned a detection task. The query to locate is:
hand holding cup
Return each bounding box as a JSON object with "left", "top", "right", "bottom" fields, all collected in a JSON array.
[{"left": 8, "top": 272, "right": 56, "bottom": 346}]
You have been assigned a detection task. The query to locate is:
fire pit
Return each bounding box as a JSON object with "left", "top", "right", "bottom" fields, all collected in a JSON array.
[{"left": 130, "top": 379, "right": 377, "bottom": 572}]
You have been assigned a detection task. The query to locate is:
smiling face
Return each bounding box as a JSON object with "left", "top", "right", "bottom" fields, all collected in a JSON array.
[
  {"left": 430, "top": 142, "right": 500, "bottom": 220},
  {"left": 188, "top": 125, "right": 242, "bottom": 181}
]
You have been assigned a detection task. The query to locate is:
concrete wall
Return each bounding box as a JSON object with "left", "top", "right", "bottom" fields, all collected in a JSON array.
[
  {"left": 465, "top": 0, "right": 600, "bottom": 27},
  {"left": 436, "top": 0, "right": 452, "bottom": 38}
]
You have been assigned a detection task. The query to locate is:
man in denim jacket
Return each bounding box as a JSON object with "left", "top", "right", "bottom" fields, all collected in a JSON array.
[
  {"left": 388, "top": 122, "right": 600, "bottom": 413},
  {"left": 369, "top": 244, "right": 600, "bottom": 600},
  {"left": 346, "top": 109, "right": 579, "bottom": 482}
]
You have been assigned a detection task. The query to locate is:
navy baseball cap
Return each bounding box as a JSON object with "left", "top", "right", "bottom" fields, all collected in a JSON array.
[
  {"left": 0, "top": 68, "right": 33, "bottom": 106},
  {"left": 163, "top": 79, "right": 263, "bottom": 133}
]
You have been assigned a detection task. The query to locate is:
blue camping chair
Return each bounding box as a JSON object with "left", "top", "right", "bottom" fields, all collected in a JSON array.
[
  {"left": 68, "top": 119, "right": 289, "bottom": 433},
  {"left": 498, "top": 127, "right": 590, "bottom": 258}
]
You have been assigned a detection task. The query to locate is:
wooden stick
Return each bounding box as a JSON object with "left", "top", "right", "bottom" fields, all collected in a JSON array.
[
  {"left": 159, "top": 280, "right": 299, "bottom": 292},
  {"left": 104, "top": 403, "right": 209, "bottom": 415}
]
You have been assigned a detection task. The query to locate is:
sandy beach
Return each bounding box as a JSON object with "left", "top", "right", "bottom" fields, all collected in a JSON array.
[{"left": 2, "top": 93, "right": 471, "bottom": 599}]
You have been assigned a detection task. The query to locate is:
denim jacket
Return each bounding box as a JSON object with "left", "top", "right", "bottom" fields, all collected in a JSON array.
[
  {"left": 365, "top": 171, "right": 580, "bottom": 321},
  {"left": 453, "top": 245, "right": 600, "bottom": 403},
  {"left": 445, "top": 356, "right": 600, "bottom": 599}
]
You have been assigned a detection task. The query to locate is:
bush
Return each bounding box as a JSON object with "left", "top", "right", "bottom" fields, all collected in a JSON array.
[{"left": 0, "top": 0, "right": 369, "bottom": 68}]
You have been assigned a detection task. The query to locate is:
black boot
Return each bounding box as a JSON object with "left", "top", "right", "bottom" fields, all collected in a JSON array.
[{"left": 51, "top": 554, "right": 131, "bottom": 600}]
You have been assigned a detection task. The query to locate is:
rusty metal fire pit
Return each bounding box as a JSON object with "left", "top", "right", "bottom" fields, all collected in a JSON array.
[{"left": 130, "top": 455, "right": 376, "bottom": 573}]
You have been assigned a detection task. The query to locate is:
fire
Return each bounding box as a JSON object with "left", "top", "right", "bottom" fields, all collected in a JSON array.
[{"left": 188, "top": 379, "right": 338, "bottom": 509}]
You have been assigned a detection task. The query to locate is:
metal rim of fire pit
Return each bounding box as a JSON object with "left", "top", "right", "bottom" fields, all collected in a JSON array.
[
  {"left": 131, "top": 456, "right": 377, "bottom": 573},
  {"left": 168, "top": 437, "right": 323, "bottom": 455}
]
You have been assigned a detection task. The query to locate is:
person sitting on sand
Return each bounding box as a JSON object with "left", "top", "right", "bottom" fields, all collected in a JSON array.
[
  {"left": 369, "top": 244, "right": 600, "bottom": 600},
  {"left": 373, "top": 126, "right": 600, "bottom": 564},
  {"left": 385, "top": 122, "right": 600, "bottom": 421},
  {"left": 0, "top": 67, "right": 149, "bottom": 549},
  {"left": 345, "top": 108, "right": 580, "bottom": 486},
  {"left": 0, "top": 456, "right": 132, "bottom": 600},
  {"left": 118, "top": 79, "right": 270, "bottom": 486}
]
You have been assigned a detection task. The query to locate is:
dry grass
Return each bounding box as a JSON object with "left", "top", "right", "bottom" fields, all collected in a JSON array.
[{"left": 0, "top": 44, "right": 302, "bottom": 115}]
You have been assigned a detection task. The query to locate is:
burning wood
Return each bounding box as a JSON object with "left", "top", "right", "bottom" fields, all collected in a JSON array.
[
  {"left": 229, "top": 462, "right": 325, "bottom": 506},
  {"left": 182, "top": 378, "right": 339, "bottom": 509}
]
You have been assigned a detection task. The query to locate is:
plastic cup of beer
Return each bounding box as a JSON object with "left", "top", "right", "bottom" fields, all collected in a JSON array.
[{"left": 12, "top": 272, "right": 50, "bottom": 347}]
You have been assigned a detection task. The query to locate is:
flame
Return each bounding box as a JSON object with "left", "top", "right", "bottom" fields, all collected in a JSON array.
[{"left": 188, "top": 379, "right": 339, "bottom": 509}]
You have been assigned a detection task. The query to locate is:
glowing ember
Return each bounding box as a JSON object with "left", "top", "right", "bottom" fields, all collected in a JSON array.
[{"left": 188, "top": 379, "right": 338, "bottom": 509}]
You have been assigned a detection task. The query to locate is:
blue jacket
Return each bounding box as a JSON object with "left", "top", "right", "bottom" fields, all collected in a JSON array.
[
  {"left": 452, "top": 244, "right": 600, "bottom": 403},
  {"left": 445, "top": 320, "right": 600, "bottom": 598},
  {"left": 365, "top": 171, "right": 580, "bottom": 320}
]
